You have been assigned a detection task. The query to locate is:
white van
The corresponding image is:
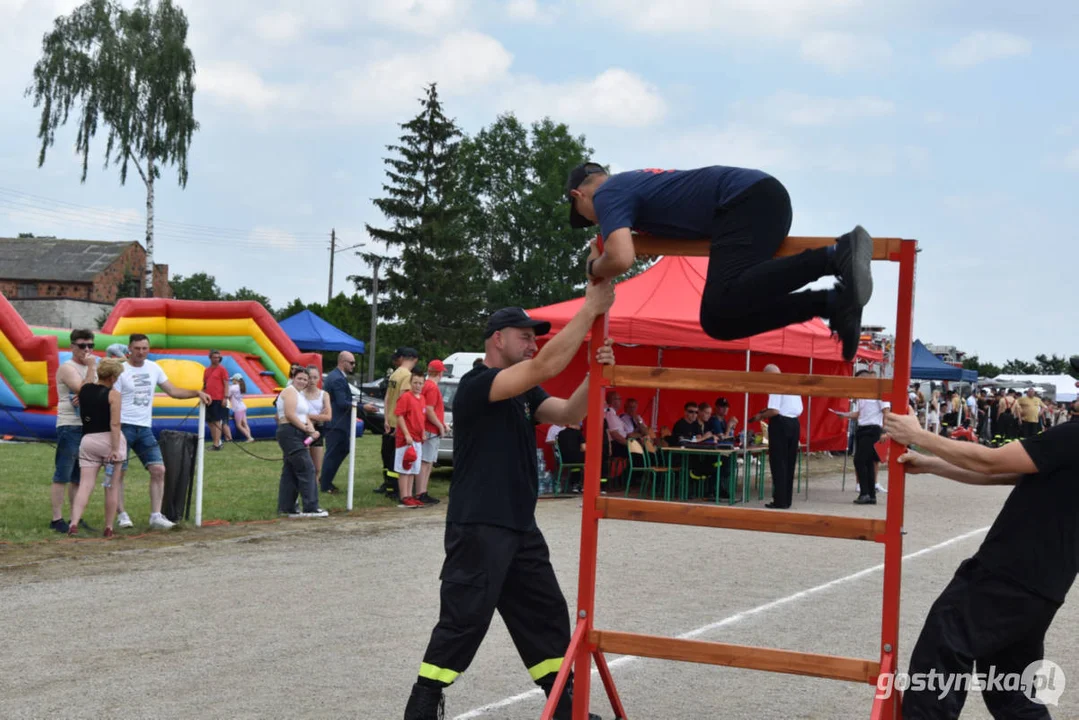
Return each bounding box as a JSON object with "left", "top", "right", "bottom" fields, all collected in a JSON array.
[{"left": 441, "top": 352, "right": 484, "bottom": 380}]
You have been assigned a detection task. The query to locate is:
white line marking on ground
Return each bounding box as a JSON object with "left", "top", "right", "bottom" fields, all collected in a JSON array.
[{"left": 452, "top": 525, "right": 990, "bottom": 719}]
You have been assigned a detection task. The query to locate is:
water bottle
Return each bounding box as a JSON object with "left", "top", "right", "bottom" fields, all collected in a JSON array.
[
  {"left": 103, "top": 462, "right": 114, "bottom": 488},
  {"left": 536, "top": 449, "right": 552, "bottom": 493},
  {"left": 304, "top": 436, "right": 314, "bottom": 447}
]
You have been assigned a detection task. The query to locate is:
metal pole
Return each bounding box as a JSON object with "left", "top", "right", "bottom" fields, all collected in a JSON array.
[
  {"left": 742, "top": 349, "right": 750, "bottom": 482},
  {"left": 806, "top": 349, "right": 813, "bottom": 500},
  {"left": 347, "top": 401, "right": 357, "bottom": 510},
  {"left": 195, "top": 401, "right": 206, "bottom": 527},
  {"left": 652, "top": 348, "right": 662, "bottom": 429},
  {"left": 327, "top": 228, "right": 336, "bottom": 304}
]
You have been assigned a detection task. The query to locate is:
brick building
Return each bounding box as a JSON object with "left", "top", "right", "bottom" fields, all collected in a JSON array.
[{"left": 0, "top": 237, "right": 171, "bottom": 302}]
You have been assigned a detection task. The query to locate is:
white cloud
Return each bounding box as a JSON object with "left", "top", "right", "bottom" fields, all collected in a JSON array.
[
  {"left": 198, "top": 62, "right": 286, "bottom": 111},
  {"left": 500, "top": 68, "right": 667, "bottom": 128},
  {"left": 1062, "top": 148, "right": 1079, "bottom": 171},
  {"left": 799, "top": 32, "right": 892, "bottom": 72},
  {"left": 340, "top": 31, "right": 513, "bottom": 117},
  {"left": 505, "top": 0, "right": 559, "bottom": 23},
  {"left": 253, "top": 11, "right": 303, "bottom": 43},
  {"left": 922, "top": 111, "right": 948, "bottom": 125},
  {"left": 938, "top": 31, "right": 1031, "bottom": 69},
  {"left": 735, "top": 92, "right": 895, "bottom": 128},
  {"left": 367, "top": 0, "right": 472, "bottom": 35},
  {"left": 591, "top": 0, "right": 863, "bottom": 36}
]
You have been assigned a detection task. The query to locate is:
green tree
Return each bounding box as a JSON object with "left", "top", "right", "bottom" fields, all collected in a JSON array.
[
  {"left": 458, "top": 114, "right": 596, "bottom": 311},
  {"left": 170, "top": 272, "right": 222, "bottom": 301},
  {"left": 227, "top": 287, "right": 274, "bottom": 314},
  {"left": 27, "top": 0, "right": 198, "bottom": 297},
  {"left": 1034, "top": 353, "right": 1072, "bottom": 376},
  {"left": 1001, "top": 358, "right": 1038, "bottom": 375},
  {"left": 962, "top": 356, "right": 1002, "bottom": 379},
  {"left": 366, "top": 83, "right": 485, "bottom": 361}
]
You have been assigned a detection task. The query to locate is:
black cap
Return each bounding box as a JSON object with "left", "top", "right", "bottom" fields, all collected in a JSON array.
[
  {"left": 715, "top": 397, "right": 729, "bottom": 407},
  {"left": 393, "top": 347, "right": 419, "bottom": 359},
  {"left": 484, "top": 307, "right": 551, "bottom": 339},
  {"left": 565, "top": 161, "right": 606, "bottom": 229}
]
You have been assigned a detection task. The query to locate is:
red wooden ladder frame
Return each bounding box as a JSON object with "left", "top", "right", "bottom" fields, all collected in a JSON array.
[{"left": 540, "top": 235, "right": 917, "bottom": 720}]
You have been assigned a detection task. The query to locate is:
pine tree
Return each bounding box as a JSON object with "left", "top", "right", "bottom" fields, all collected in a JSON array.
[{"left": 366, "top": 84, "right": 485, "bottom": 361}]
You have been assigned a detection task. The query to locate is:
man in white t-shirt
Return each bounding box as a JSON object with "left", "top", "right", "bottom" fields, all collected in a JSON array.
[
  {"left": 749, "top": 364, "right": 804, "bottom": 509},
  {"left": 116, "top": 333, "right": 211, "bottom": 530},
  {"left": 834, "top": 370, "right": 892, "bottom": 505}
]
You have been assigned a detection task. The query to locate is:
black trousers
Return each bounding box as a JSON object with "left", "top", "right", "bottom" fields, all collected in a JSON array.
[
  {"left": 418, "top": 522, "right": 571, "bottom": 689},
  {"left": 854, "top": 425, "right": 882, "bottom": 498},
  {"left": 319, "top": 427, "right": 349, "bottom": 491},
  {"left": 903, "top": 558, "right": 1060, "bottom": 719},
  {"left": 700, "top": 177, "right": 833, "bottom": 341},
  {"left": 1021, "top": 421, "right": 1041, "bottom": 439},
  {"left": 381, "top": 431, "right": 398, "bottom": 487},
  {"left": 768, "top": 416, "right": 799, "bottom": 508}
]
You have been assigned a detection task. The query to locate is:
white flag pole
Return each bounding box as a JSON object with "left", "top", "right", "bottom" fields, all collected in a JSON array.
[
  {"left": 347, "top": 402, "right": 357, "bottom": 511},
  {"left": 195, "top": 401, "right": 206, "bottom": 528}
]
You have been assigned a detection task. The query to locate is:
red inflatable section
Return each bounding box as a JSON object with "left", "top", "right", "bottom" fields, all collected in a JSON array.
[{"left": 0, "top": 291, "right": 58, "bottom": 407}]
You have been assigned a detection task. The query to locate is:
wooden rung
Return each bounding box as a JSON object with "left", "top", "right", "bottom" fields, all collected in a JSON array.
[
  {"left": 604, "top": 365, "right": 892, "bottom": 400},
  {"left": 591, "top": 630, "right": 881, "bottom": 684},
  {"left": 633, "top": 234, "right": 905, "bottom": 261},
  {"left": 597, "top": 497, "right": 886, "bottom": 541}
]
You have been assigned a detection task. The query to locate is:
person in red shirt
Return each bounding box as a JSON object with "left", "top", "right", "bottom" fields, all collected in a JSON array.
[
  {"left": 202, "top": 350, "right": 230, "bottom": 450},
  {"left": 394, "top": 369, "right": 428, "bottom": 508},
  {"left": 417, "top": 359, "right": 449, "bottom": 506}
]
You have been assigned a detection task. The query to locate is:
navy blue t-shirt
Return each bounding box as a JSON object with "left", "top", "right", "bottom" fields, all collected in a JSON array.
[
  {"left": 446, "top": 365, "right": 551, "bottom": 531},
  {"left": 592, "top": 166, "right": 770, "bottom": 240}
]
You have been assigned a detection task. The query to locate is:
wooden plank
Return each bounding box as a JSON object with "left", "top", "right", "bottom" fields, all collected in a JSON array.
[
  {"left": 592, "top": 630, "right": 880, "bottom": 684},
  {"left": 604, "top": 365, "right": 892, "bottom": 400},
  {"left": 597, "top": 497, "right": 886, "bottom": 541},
  {"left": 633, "top": 234, "right": 905, "bottom": 261}
]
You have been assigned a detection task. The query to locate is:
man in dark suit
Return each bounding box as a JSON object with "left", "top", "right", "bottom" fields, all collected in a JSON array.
[{"left": 319, "top": 352, "right": 375, "bottom": 493}]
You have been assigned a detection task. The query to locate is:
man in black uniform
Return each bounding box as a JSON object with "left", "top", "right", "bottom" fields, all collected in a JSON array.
[
  {"left": 566, "top": 162, "right": 873, "bottom": 361},
  {"left": 885, "top": 410, "right": 1079, "bottom": 718},
  {"left": 404, "top": 279, "right": 616, "bottom": 720}
]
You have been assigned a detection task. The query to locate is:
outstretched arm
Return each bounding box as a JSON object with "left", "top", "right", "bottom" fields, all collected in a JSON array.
[
  {"left": 535, "top": 341, "right": 615, "bottom": 425},
  {"left": 588, "top": 229, "right": 636, "bottom": 280},
  {"left": 898, "top": 449, "right": 1020, "bottom": 486},
  {"left": 884, "top": 412, "right": 1037, "bottom": 476}
]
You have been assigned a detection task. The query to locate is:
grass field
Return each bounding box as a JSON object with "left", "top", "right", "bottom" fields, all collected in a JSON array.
[{"left": 0, "top": 434, "right": 452, "bottom": 544}]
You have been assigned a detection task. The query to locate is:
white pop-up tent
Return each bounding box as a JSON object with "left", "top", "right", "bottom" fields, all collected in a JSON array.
[{"left": 993, "top": 374, "right": 1078, "bottom": 403}]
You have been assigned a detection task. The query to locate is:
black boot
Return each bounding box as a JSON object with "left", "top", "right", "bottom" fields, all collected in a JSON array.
[
  {"left": 404, "top": 682, "right": 444, "bottom": 720},
  {"left": 541, "top": 676, "right": 602, "bottom": 720}
]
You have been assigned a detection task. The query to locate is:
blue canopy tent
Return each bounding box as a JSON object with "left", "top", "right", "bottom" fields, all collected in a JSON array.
[
  {"left": 279, "top": 310, "right": 366, "bottom": 354},
  {"left": 911, "top": 339, "right": 978, "bottom": 382}
]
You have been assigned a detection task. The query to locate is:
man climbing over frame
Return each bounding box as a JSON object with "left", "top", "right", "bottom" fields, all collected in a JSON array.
[{"left": 566, "top": 162, "right": 873, "bottom": 361}]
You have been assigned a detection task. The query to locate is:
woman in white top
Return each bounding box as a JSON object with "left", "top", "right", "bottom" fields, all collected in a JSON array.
[
  {"left": 303, "top": 364, "right": 332, "bottom": 481},
  {"left": 228, "top": 373, "right": 254, "bottom": 442},
  {"left": 926, "top": 390, "right": 941, "bottom": 434},
  {"left": 275, "top": 366, "right": 326, "bottom": 517}
]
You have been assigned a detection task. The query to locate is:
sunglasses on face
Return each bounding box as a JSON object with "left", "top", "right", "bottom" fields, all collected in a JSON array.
[
  {"left": 686, "top": 410, "right": 698, "bottom": 414},
  {"left": 73, "top": 343, "right": 94, "bottom": 349}
]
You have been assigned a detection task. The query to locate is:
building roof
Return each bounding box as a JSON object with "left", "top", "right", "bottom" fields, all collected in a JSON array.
[{"left": 0, "top": 237, "right": 136, "bottom": 282}]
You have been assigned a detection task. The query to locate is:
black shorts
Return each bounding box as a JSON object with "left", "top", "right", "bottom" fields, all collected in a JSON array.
[
  {"left": 207, "top": 400, "right": 228, "bottom": 423},
  {"left": 309, "top": 423, "right": 325, "bottom": 447}
]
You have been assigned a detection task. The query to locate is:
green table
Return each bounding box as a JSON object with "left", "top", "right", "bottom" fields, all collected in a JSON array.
[{"left": 660, "top": 445, "right": 768, "bottom": 505}]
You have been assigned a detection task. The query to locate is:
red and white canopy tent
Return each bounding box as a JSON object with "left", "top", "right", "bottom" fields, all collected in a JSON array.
[{"left": 529, "top": 255, "right": 882, "bottom": 454}]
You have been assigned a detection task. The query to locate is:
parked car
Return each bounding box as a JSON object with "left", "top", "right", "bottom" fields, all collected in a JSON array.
[
  {"left": 436, "top": 378, "right": 460, "bottom": 464},
  {"left": 350, "top": 378, "right": 386, "bottom": 435}
]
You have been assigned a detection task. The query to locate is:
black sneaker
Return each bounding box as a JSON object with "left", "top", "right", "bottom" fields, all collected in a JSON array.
[
  {"left": 542, "top": 677, "right": 602, "bottom": 720},
  {"left": 828, "top": 282, "right": 864, "bottom": 362},
  {"left": 50, "top": 518, "right": 70, "bottom": 533},
  {"left": 830, "top": 225, "right": 874, "bottom": 308},
  {"left": 417, "top": 493, "right": 440, "bottom": 505},
  {"left": 404, "top": 682, "right": 445, "bottom": 720}
]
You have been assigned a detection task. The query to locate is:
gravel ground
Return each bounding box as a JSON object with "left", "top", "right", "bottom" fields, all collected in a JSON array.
[{"left": 4, "top": 468, "right": 1078, "bottom": 720}]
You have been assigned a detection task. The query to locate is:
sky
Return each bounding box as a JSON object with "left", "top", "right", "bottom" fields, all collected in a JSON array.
[{"left": 0, "top": 0, "right": 1076, "bottom": 365}]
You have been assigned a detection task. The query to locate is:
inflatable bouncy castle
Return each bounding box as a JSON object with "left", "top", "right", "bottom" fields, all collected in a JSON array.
[{"left": 0, "top": 293, "right": 364, "bottom": 441}]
